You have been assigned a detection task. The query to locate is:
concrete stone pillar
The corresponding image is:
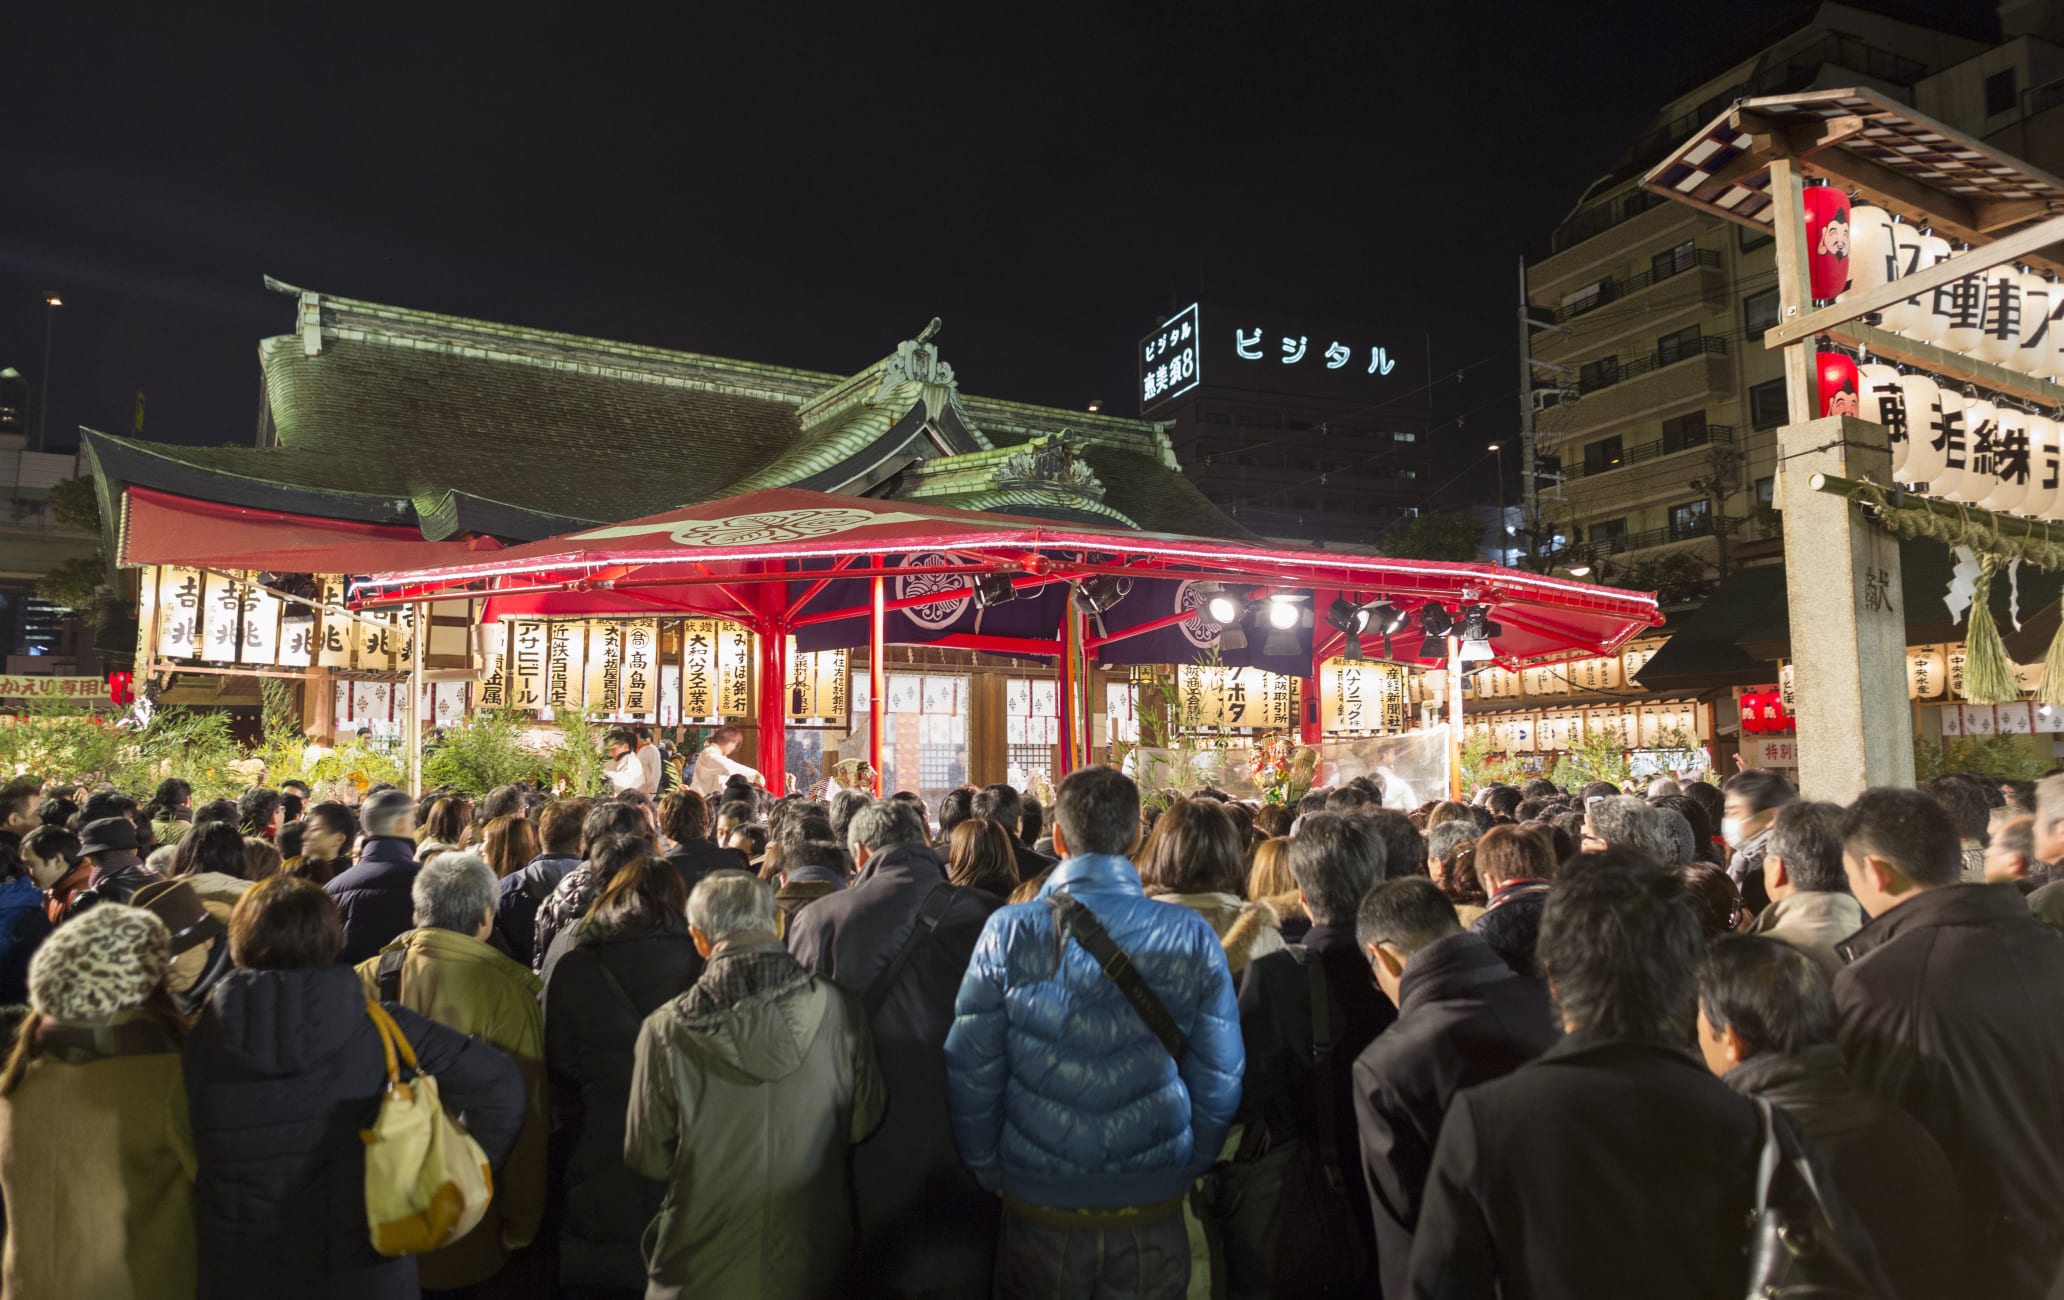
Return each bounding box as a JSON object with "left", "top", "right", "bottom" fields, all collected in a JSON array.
[{"left": 1775, "top": 414, "right": 1913, "bottom": 800}]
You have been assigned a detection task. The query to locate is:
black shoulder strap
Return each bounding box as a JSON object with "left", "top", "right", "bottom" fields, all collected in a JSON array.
[
  {"left": 862, "top": 884, "right": 953, "bottom": 1019},
  {"left": 376, "top": 948, "right": 405, "bottom": 1004},
  {"left": 1048, "top": 892, "right": 1188, "bottom": 1064},
  {"left": 1293, "top": 945, "right": 1348, "bottom": 1192}
]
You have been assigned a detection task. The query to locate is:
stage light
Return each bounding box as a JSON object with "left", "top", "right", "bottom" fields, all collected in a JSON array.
[
  {"left": 1418, "top": 602, "right": 1454, "bottom": 637},
  {"left": 974, "top": 573, "right": 1018, "bottom": 607},
  {"left": 1327, "top": 598, "right": 1368, "bottom": 661},
  {"left": 1368, "top": 601, "right": 1410, "bottom": 636},
  {"left": 1458, "top": 603, "right": 1502, "bottom": 643},
  {"left": 1267, "top": 596, "right": 1302, "bottom": 630}
]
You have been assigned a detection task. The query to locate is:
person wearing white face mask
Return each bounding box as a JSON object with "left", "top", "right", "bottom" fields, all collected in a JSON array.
[{"left": 1720, "top": 769, "right": 1795, "bottom": 917}]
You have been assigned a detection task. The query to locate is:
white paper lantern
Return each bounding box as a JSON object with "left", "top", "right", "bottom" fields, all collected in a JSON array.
[
  {"left": 1977, "top": 265, "right": 2024, "bottom": 367},
  {"left": 1858, "top": 363, "right": 1909, "bottom": 474},
  {"left": 2022, "top": 414, "right": 2063, "bottom": 518},
  {"left": 1977, "top": 405, "right": 2031, "bottom": 513},
  {"left": 1906, "top": 232, "right": 1956, "bottom": 342},
  {"left": 1931, "top": 390, "right": 1979, "bottom": 499},
  {"left": 1940, "top": 249, "right": 1991, "bottom": 357},
  {"left": 1840, "top": 204, "right": 1899, "bottom": 305},
  {"left": 2014, "top": 272, "right": 2054, "bottom": 382},
  {"left": 1892, "top": 371, "right": 1943, "bottom": 485},
  {"left": 1882, "top": 222, "right": 1929, "bottom": 335},
  {"left": 1941, "top": 397, "right": 1999, "bottom": 503}
]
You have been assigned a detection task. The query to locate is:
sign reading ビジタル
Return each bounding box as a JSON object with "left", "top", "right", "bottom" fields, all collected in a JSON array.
[
  {"left": 0, "top": 676, "right": 112, "bottom": 702},
  {"left": 1139, "top": 303, "right": 1412, "bottom": 414}
]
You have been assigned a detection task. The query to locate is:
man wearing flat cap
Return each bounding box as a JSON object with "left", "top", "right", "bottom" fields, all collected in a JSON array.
[{"left": 68, "top": 818, "right": 165, "bottom": 919}]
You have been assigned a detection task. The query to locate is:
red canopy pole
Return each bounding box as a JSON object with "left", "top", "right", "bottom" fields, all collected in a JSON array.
[
  {"left": 754, "top": 582, "right": 788, "bottom": 795},
  {"left": 1447, "top": 635, "right": 1466, "bottom": 800},
  {"left": 1056, "top": 602, "right": 1076, "bottom": 777},
  {"left": 1300, "top": 637, "right": 1325, "bottom": 747},
  {"left": 870, "top": 577, "right": 886, "bottom": 795}
]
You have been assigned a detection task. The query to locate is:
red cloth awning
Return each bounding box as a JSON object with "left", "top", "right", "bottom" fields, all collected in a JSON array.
[
  {"left": 361, "top": 488, "right": 1661, "bottom": 666},
  {"left": 120, "top": 486, "right": 495, "bottom": 573}
]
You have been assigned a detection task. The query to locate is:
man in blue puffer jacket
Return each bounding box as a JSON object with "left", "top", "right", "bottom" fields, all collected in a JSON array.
[{"left": 946, "top": 766, "right": 1243, "bottom": 1300}]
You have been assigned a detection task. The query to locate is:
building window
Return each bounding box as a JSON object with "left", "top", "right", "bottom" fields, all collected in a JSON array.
[
  {"left": 1749, "top": 378, "right": 1789, "bottom": 430},
  {"left": 1584, "top": 436, "right": 1625, "bottom": 474},
  {"left": 1660, "top": 410, "right": 1709, "bottom": 452},
  {"left": 1656, "top": 324, "right": 1702, "bottom": 365},
  {"left": 1987, "top": 68, "right": 2018, "bottom": 118},
  {"left": 1579, "top": 356, "right": 1621, "bottom": 391},
  {"left": 1743, "top": 288, "right": 1780, "bottom": 342},
  {"left": 1740, "top": 224, "right": 1773, "bottom": 252},
  {"left": 1670, "top": 499, "right": 1711, "bottom": 540},
  {"left": 1589, "top": 518, "right": 1628, "bottom": 544},
  {"left": 1755, "top": 475, "right": 1774, "bottom": 507},
  {"left": 1394, "top": 431, "right": 1417, "bottom": 443},
  {"left": 1652, "top": 240, "right": 1697, "bottom": 281}
]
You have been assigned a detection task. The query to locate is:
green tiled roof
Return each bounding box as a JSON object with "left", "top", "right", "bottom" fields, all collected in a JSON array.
[{"left": 98, "top": 280, "right": 1249, "bottom": 543}]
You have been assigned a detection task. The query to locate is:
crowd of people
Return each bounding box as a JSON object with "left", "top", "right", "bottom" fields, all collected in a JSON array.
[{"left": 0, "top": 754, "right": 2059, "bottom": 1299}]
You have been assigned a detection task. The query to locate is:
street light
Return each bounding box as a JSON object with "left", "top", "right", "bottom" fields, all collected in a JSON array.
[
  {"left": 38, "top": 294, "right": 61, "bottom": 452},
  {"left": 1567, "top": 564, "right": 1593, "bottom": 577},
  {"left": 1487, "top": 442, "right": 1506, "bottom": 565}
]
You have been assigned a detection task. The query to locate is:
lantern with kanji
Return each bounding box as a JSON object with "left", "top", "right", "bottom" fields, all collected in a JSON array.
[
  {"left": 1894, "top": 372, "right": 1948, "bottom": 487},
  {"left": 1939, "top": 397, "right": 1997, "bottom": 505},
  {"left": 1839, "top": 203, "right": 1898, "bottom": 304},
  {"left": 1978, "top": 405, "right": 2031, "bottom": 514},
  {"left": 1857, "top": 363, "right": 1906, "bottom": 473},
  {"left": 1804, "top": 185, "right": 1851, "bottom": 301},
  {"left": 1816, "top": 350, "right": 1861, "bottom": 420}
]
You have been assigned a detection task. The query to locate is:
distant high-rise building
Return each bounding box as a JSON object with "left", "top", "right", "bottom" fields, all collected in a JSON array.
[
  {"left": 0, "top": 368, "right": 27, "bottom": 444},
  {"left": 1137, "top": 303, "right": 1432, "bottom": 547}
]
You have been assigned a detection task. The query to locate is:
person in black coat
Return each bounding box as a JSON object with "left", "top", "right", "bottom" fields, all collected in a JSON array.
[
  {"left": 786, "top": 798, "right": 1002, "bottom": 1300},
  {"left": 1352, "top": 878, "right": 1560, "bottom": 1300},
  {"left": 542, "top": 856, "right": 703, "bottom": 1297},
  {"left": 972, "top": 784, "right": 1054, "bottom": 884},
  {"left": 657, "top": 789, "right": 742, "bottom": 897},
  {"left": 1465, "top": 824, "right": 1555, "bottom": 978},
  {"left": 1698, "top": 933, "right": 1962, "bottom": 1300},
  {"left": 323, "top": 790, "right": 422, "bottom": 966},
  {"left": 1235, "top": 812, "right": 1396, "bottom": 1292},
  {"left": 1834, "top": 787, "right": 2064, "bottom": 1299},
  {"left": 184, "top": 875, "right": 525, "bottom": 1300},
  {"left": 1408, "top": 863, "right": 1769, "bottom": 1299},
  {"left": 493, "top": 797, "right": 590, "bottom": 968}
]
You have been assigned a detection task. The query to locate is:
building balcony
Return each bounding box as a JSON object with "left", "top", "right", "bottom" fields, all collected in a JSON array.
[
  {"left": 1565, "top": 510, "right": 1780, "bottom": 566},
  {"left": 1552, "top": 248, "right": 1721, "bottom": 323},
  {"left": 1560, "top": 424, "right": 1733, "bottom": 483}
]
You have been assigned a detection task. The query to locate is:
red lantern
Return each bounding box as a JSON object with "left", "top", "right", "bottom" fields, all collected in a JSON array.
[
  {"left": 1804, "top": 185, "right": 1851, "bottom": 301},
  {"left": 105, "top": 669, "right": 133, "bottom": 706},
  {"left": 1761, "top": 692, "right": 1787, "bottom": 733},
  {"left": 1740, "top": 690, "right": 1766, "bottom": 734},
  {"left": 1816, "top": 351, "right": 1861, "bottom": 420}
]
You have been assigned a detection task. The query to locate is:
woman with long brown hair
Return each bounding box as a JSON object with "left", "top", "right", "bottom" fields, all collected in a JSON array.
[
  {"left": 1245, "top": 834, "right": 1308, "bottom": 944},
  {"left": 1137, "top": 797, "right": 1285, "bottom": 975},
  {"left": 946, "top": 818, "right": 1021, "bottom": 900},
  {"left": 480, "top": 814, "right": 541, "bottom": 882}
]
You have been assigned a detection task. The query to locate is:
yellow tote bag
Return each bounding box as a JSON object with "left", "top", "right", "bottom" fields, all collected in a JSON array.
[{"left": 360, "top": 999, "right": 495, "bottom": 1256}]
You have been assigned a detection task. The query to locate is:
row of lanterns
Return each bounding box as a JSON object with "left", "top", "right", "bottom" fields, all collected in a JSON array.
[
  {"left": 1738, "top": 687, "right": 1796, "bottom": 735},
  {"left": 1813, "top": 352, "right": 2064, "bottom": 517},
  {"left": 1809, "top": 187, "right": 2064, "bottom": 382}
]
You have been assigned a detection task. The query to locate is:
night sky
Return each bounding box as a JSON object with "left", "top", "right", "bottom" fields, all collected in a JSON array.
[{"left": 1, "top": 3, "right": 1998, "bottom": 507}]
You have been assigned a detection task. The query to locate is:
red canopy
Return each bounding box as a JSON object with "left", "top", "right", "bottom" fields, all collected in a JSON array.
[
  {"left": 121, "top": 486, "right": 495, "bottom": 574},
  {"left": 360, "top": 487, "right": 1660, "bottom": 664}
]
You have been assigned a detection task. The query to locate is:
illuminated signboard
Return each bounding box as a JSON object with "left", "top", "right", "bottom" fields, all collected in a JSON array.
[{"left": 1141, "top": 303, "right": 1412, "bottom": 414}]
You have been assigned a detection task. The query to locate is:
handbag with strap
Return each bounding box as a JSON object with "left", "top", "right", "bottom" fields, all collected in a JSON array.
[
  {"left": 360, "top": 999, "right": 495, "bottom": 1257},
  {"left": 1192, "top": 946, "right": 1368, "bottom": 1299},
  {"left": 1744, "top": 1097, "right": 1882, "bottom": 1299}
]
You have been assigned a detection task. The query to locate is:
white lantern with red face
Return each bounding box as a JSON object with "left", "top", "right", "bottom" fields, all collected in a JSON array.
[
  {"left": 1804, "top": 187, "right": 1851, "bottom": 302},
  {"left": 1816, "top": 352, "right": 1862, "bottom": 421}
]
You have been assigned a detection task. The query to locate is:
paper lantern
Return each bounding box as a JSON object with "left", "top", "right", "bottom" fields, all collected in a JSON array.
[
  {"left": 1839, "top": 203, "right": 1898, "bottom": 305},
  {"left": 1977, "top": 264, "right": 2024, "bottom": 367},
  {"left": 1882, "top": 221, "right": 1929, "bottom": 335},
  {"left": 1977, "top": 405, "right": 2032, "bottom": 514},
  {"left": 1941, "top": 250, "right": 1991, "bottom": 358},
  {"left": 2021, "top": 414, "right": 2063, "bottom": 518},
  {"left": 1938, "top": 396, "right": 1996, "bottom": 504},
  {"left": 1815, "top": 351, "right": 1861, "bottom": 419},
  {"left": 1857, "top": 364, "right": 1906, "bottom": 472},
  {"left": 2014, "top": 271, "right": 2054, "bottom": 381},
  {"left": 1891, "top": 372, "right": 1941, "bottom": 484},
  {"left": 1908, "top": 233, "right": 1956, "bottom": 344},
  {"left": 1740, "top": 690, "right": 1765, "bottom": 734},
  {"left": 1804, "top": 186, "right": 1851, "bottom": 301},
  {"left": 1909, "top": 383, "right": 1967, "bottom": 494}
]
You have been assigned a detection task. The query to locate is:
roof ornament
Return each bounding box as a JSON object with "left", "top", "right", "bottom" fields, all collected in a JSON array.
[
  {"left": 877, "top": 318, "right": 957, "bottom": 421},
  {"left": 997, "top": 430, "right": 1106, "bottom": 501}
]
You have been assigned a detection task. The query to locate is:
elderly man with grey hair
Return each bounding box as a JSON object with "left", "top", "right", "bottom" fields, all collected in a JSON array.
[
  {"left": 355, "top": 851, "right": 546, "bottom": 1291},
  {"left": 1584, "top": 795, "right": 1681, "bottom": 869},
  {"left": 324, "top": 786, "right": 423, "bottom": 964},
  {"left": 630, "top": 870, "right": 884, "bottom": 1298},
  {"left": 787, "top": 798, "right": 1005, "bottom": 1295}
]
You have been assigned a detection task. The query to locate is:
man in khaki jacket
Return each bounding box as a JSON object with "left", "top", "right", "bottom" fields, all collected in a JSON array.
[
  {"left": 357, "top": 851, "right": 544, "bottom": 1293},
  {"left": 627, "top": 869, "right": 884, "bottom": 1300}
]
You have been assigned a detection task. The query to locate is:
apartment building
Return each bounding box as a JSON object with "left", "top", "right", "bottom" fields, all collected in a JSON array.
[{"left": 1524, "top": 5, "right": 1993, "bottom": 591}]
